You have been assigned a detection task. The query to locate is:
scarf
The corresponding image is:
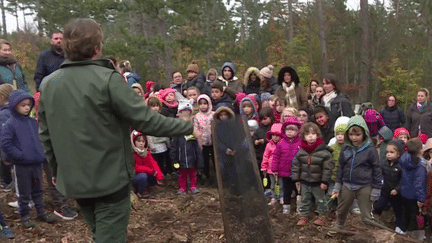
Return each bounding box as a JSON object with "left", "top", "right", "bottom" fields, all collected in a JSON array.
[
  {"left": 323, "top": 90, "right": 337, "bottom": 108},
  {"left": 0, "top": 56, "right": 17, "bottom": 66},
  {"left": 130, "top": 133, "right": 148, "bottom": 158},
  {"left": 282, "top": 82, "right": 298, "bottom": 109},
  {"left": 301, "top": 138, "right": 323, "bottom": 154},
  {"left": 417, "top": 101, "right": 427, "bottom": 113},
  {"left": 163, "top": 99, "right": 179, "bottom": 109}
]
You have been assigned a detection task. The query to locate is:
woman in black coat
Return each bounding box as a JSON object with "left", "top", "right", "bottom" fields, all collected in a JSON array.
[
  {"left": 406, "top": 88, "right": 432, "bottom": 137},
  {"left": 380, "top": 95, "right": 406, "bottom": 132}
]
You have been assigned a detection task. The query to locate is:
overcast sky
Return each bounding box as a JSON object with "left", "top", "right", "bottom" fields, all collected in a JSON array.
[{"left": 4, "top": 0, "right": 387, "bottom": 33}]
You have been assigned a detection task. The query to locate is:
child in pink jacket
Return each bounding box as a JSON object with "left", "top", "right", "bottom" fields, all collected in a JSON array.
[
  {"left": 261, "top": 123, "right": 283, "bottom": 204},
  {"left": 194, "top": 94, "right": 214, "bottom": 186},
  {"left": 272, "top": 117, "right": 302, "bottom": 214}
]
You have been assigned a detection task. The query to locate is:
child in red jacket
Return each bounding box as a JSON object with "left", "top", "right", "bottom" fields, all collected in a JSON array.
[{"left": 131, "top": 130, "right": 163, "bottom": 197}]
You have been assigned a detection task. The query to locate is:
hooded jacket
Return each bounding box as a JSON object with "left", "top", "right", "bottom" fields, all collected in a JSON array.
[
  {"left": 0, "top": 58, "right": 29, "bottom": 92},
  {"left": 217, "top": 62, "right": 243, "bottom": 95},
  {"left": 275, "top": 66, "right": 307, "bottom": 108},
  {"left": 38, "top": 59, "right": 193, "bottom": 198},
  {"left": 378, "top": 126, "right": 393, "bottom": 164},
  {"left": 1, "top": 90, "right": 45, "bottom": 165},
  {"left": 201, "top": 69, "right": 218, "bottom": 96},
  {"left": 239, "top": 95, "right": 259, "bottom": 122},
  {"left": 194, "top": 94, "right": 214, "bottom": 146},
  {"left": 212, "top": 92, "right": 233, "bottom": 111},
  {"left": 131, "top": 131, "right": 164, "bottom": 181},
  {"left": 144, "top": 81, "right": 155, "bottom": 99},
  {"left": 261, "top": 123, "right": 283, "bottom": 174},
  {"left": 185, "top": 71, "right": 206, "bottom": 93},
  {"left": 244, "top": 67, "right": 261, "bottom": 95},
  {"left": 399, "top": 152, "right": 426, "bottom": 202},
  {"left": 124, "top": 72, "right": 140, "bottom": 86},
  {"left": 292, "top": 139, "right": 334, "bottom": 185},
  {"left": 334, "top": 115, "right": 382, "bottom": 192},
  {"left": 170, "top": 134, "right": 204, "bottom": 169},
  {"left": 131, "top": 83, "right": 145, "bottom": 98},
  {"left": 406, "top": 101, "right": 432, "bottom": 137},
  {"left": 380, "top": 105, "right": 405, "bottom": 132},
  {"left": 364, "top": 109, "right": 386, "bottom": 137},
  {"left": 271, "top": 118, "right": 302, "bottom": 177}
]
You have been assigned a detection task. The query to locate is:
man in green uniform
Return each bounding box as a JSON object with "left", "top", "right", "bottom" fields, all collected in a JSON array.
[{"left": 38, "top": 18, "right": 194, "bottom": 243}]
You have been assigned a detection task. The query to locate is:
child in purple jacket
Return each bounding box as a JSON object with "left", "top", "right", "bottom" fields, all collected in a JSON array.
[{"left": 272, "top": 117, "right": 302, "bottom": 214}]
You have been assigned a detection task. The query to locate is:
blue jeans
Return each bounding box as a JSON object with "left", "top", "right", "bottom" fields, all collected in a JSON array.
[{"left": 132, "top": 173, "right": 156, "bottom": 193}]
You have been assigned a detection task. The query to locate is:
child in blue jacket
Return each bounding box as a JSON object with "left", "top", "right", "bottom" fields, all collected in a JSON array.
[
  {"left": 0, "top": 90, "right": 56, "bottom": 228},
  {"left": 330, "top": 116, "right": 382, "bottom": 233},
  {"left": 398, "top": 138, "right": 427, "bottom": 236}
]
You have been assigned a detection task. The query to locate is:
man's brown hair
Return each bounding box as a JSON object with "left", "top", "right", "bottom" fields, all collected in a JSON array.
[
  {"left": 300, "top": 122, "right": 321, "bottom": 140},
  {"left": 63, "top": 18, "right": 103, "bottom": 61},
  {"left": 0, "top": 39, "right": 11, "bottom": 49}
]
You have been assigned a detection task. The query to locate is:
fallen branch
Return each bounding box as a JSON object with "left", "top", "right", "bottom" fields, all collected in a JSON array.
[{"left": 321, "top": 226, "right": 357, "bottom": 235}]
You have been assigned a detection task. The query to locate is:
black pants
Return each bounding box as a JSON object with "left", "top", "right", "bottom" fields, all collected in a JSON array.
[
  {"left": 152, "top": 151, "right": 171, "bottom": 175},
  {"left": 43, "top": 161, "right": 67, "bottom": 209},
  {"left": 401, "top": 197, "right": 419, "bottom": 232},
  {"left": 15, "top": 164, "right": 45, "bottom": 217},
  {"left": 374, "top": 193, "right": 403, "bottom": 228},
  {"left": 202, "top": 145, "right": 214, "bottom": 178},
  {"left": 0, "top": 160, "right": 12, "bottom": 185},
  {"left": 282, "top": 177, "right": 295, "bottom": 205}
]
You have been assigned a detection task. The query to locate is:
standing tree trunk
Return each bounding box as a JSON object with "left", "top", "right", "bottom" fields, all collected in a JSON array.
[
  {"left": 0, "top": 0, "right": 6, "bottom": 37},
  {"left": 359, "top": 0, "right": 372, "bottom": 102},
  {"left": 288, "top": 0, "right": 294, "bottom": 44},
  {"left": 316, "top": 0, "right": 328, "bottom": 77}
]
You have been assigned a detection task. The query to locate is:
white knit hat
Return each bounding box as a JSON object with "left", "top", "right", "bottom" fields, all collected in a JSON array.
[
  {"left": 260, "top": 66, "right": 273, "bottom": 79},
  {"left": 247, "top": 119, "right": 259, "bottom": 131},
  {"left": 177, "top": 100, "right": 193, "bottom": 114}
]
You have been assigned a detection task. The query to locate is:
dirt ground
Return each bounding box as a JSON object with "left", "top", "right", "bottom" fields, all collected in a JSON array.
[{"left": 0, "top": 177, "right": 415, "bottom": 243}]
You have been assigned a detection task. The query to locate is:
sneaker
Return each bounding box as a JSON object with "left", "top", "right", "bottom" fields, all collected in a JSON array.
[
  {"left": 8, "top": 200, "right": 34, "bottom": 208},
  {"left": 268, "top": 198, "right": 277, "bottom": 206},
  {"left": 191, "top": 188, "right": 200, "bottom": 194},
  {"left": 279, "top": 198, "right": 284, "bottom": 205},
  {"left": 395, "top": 227, "right": 406, "bottom": 235},
  {"left": 350, "top": 207, "right": 361, "bottom": 215},
  {"left": 137, "top": 190, "right": 151, "bottom": 199},
  {"left": 177, "top": 190, "right": 186, "bottom": 195},
  {"left": 54, "top": 206, "right": 78, "bottom": 220},
  {"left": 2, "top": 182, "right": 13, "bottom": 192},
  {"left": 297, "top": 216, "right": 308, "bottom": 226},
  {"left": 0, "top": 225, "right": 14, "bottom": 239},
  {"left": 313, "top": 215, "right": 326, "bottom": 226},
  {"left": 327, "top": 223, "right": 343, "bottom": 236},
  {"left": 21, "top": 215, "right": 36, "bottom": 228},
  {"left": 264, "top": 189, "right": 273, "bottom": 198},
  {"left": 283, "top": 204, "right": 291, "bottom": 214},
  {"left": 37, "top": 213, "right": 57, "bottom": 224}
]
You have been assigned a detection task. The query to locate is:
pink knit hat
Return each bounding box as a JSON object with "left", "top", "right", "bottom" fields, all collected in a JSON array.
[
  {"left": 364, "top": 109, "right": 377, "bottom": 123},
  {"left": 159, "top": 88, "right": 176, "bottom": 101},
  {"left": 393, "top": 127, "right": 411, "bottom": 140}
]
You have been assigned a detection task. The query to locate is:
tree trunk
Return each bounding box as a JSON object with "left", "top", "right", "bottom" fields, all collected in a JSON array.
[
  {"left": 316, "top": 0, "right": 328, "bottom": 77},
  {"left": 0, "top": 0, "right": 6, "bottom": 37},
  {"left": 288, "top": 0, "right": 294, "bottom": 44},
  {"left": 359, "top": 0, "right": 372, "bottom": 102}
]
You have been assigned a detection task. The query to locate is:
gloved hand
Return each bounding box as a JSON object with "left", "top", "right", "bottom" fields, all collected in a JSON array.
[
  {"left": 370, "top": 188, "right": 381, "bottom": 201},
  {"left": 173, "top": 163, "right": 180, "bottom": 169}
]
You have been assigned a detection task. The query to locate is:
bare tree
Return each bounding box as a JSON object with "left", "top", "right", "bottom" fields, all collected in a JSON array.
[
  {"left": 359, "top": 0, "right": 372, "bottom": 102},
  {"left": 316, "top": 0, "right": 328, "bottom": 77}
]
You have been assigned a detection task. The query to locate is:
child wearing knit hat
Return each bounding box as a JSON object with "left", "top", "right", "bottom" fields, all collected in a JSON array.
[
  {"left": 377, "top": 126, "right": 394, "bottom": 164},
  {"left": 170, "top": 101, "right": 203, "bottom": 194},
  {"left": 328, "top": 123, "right": 347, "bottom": 200},
  {"left": 393, "top": 127, "right": 411, "bottom": 145},
  {"left": 160, "top": 88, "right": 179, "bottom": 118}
]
